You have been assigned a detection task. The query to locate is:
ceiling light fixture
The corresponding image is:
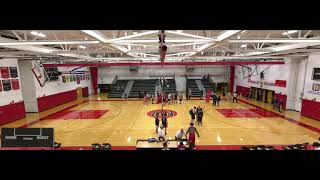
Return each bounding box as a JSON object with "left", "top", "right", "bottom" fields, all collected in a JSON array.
[
  {"left": 30, "top": 31, "right": 46, "bottom": 37},
  {"left": 78, "top": 45, "right": 86, "bottom": 49},
  {"left": 282, "top": 30, "right": 298, "bottom": 35}
]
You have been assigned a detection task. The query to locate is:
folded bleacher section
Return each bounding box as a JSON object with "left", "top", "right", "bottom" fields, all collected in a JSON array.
[
  {"left": 108, "top": 80, "right": 128, "bottom": 98},
  {"left": 186, "top": 79, "right": 201, "bottom": 97},
  {"left": 162, "top": 79, "right": 176, "bottom": 93},
  {"left": 201, "top": 78, "right": 215, "bottom": 92},
  {"left": 128, "top": 79, "right": 157, "bottom": 98}
]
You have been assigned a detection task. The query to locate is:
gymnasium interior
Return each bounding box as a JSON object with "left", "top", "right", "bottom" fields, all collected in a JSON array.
[{"left": 0, "top": 30, "right": 319, "bottom": 150}]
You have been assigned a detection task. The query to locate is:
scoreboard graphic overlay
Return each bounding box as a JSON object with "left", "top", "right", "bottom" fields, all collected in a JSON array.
[{"left": 1, "top": 128, "right": 54, "bottom": 148}]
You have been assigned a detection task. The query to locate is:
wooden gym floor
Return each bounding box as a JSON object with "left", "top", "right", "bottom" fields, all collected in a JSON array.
[{"left": 1, "top": 93, "right": 319, "bottom": 148}]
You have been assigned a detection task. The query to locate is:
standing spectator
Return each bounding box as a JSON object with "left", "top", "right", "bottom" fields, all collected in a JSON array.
[
  {"left": 200, "top": 90, "right": 203, "bottom": 100},
  {"left": 186, "top": 123, "right": 200, "bottom": 150},
  {"left": 179, "top": 92, "right": 183, "bottom": 104},
  {"left": 168, "top": 92, "right": 172, "bottom": 104},
  {"left": 217, "top": 96, "right": 221, "bottom": 107},
  {"left": 188, "top": 89, "right": 192, "bottom": 100},
  {"left": 151, "top": 93, "right": 155, "bottom": 104},
  {"left": 273, "top": 97, "right": 278, "bottom": 111},
  {"left": 162, "top": 111, "right": 168, "bottom": 135},
  {"left": 233, "top": 92, "right": 238, "bottom": 103},
  {"left": 174, "top": 91, "right": 178, "bottom": 103},
  {"left": 206, "top": 89, "right": 211, "bottom": 103},
  {"left": 212, "top": 93, "right": 217, "bottom": 106},
  {"left": 189, "top": 107, "right": 196, "bottom": 123},
  {"left": 227, "top": 92, "right": 232, "bottom": 101},
  {"left": 197, "top": 107, "right": 203, "bottom": 126},
  {"left": 222, "top": 91, "right": 226, "bottom": 100},
  {"left": 278, "top": 99, "right": 283, "bottom": 113},
  {"left": 155, "top": 112, "right": 160, "bottom": 133},
  {"left": 203, "top": 90, "right": 207, "bottom": 101}
]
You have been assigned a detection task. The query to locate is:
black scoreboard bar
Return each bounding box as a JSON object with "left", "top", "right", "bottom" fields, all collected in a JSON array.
[{"left": 1, "top": 128, "right": 54, "bottom": 148}]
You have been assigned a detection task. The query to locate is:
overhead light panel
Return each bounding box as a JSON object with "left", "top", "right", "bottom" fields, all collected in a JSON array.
[
  {"left": 240, "top": 44, "right": 247, "bottom": 48},
  {"left": 282, "top": 30, "right": 298, "bottom": 35},
  {"left": 133, "top": 32, "right": 138, "bottom": 35},
  {"left": 78, "top": 45, "right": 86, "bottom": 49},
  {"left": 30, "top": 31, "right": 46, "bottom": 37},
  {"left": 176, "top": 30, "right": 183, "bottom": 33},
  {"left": 216, "top": 30, "right": 241, "bottom": 41},
  {"left": 0, "top": 40, "right": 99, "bottom": 46},
  {"left": 81, "top": 30, "right": 107, "bottom": 43}
]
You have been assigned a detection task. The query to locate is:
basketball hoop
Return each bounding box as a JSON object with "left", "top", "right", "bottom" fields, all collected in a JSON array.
[{"left": 32, "top": 61, "right": 50, "bottom": 87}]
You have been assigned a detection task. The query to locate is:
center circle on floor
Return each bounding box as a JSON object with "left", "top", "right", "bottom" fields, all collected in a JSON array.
[{"left": 147, "top": 109, "right": 177, "bottom": 118}]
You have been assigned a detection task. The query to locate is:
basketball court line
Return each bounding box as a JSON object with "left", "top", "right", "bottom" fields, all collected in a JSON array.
[
  {"left": 4, "top": 98, "right": 319, "bottom": 135},
  {"left": 238, "top": 99, "right": 320, "bottom": 133}
]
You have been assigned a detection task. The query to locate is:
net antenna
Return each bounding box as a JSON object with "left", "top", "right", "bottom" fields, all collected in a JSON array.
[{"left": 32, "top": 60, "right": 50, "bottom": 87}]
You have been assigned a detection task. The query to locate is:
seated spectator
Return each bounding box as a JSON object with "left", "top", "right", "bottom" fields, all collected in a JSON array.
[
  {"left": 313, "top": 142, "right": 320, "bottom": 150},
  {"left": 158, "top": 125, "right": 166, "bottom": 141},
  {"left": 175, "top": 128, "right": 186, "bottom": 141},
  {"left": 162, "top": 142, "right": 170, "bottom": 150},
  {"left": 178, "top": 141, "right": 186, "bottom": 150}
]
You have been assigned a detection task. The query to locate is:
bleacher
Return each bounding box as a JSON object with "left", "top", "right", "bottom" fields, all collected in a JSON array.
[
  {"left": 186, "top": 79, "right": 201, "bottom": 97},
  {"left": 201, "top": 78, "right": 215, "bottom": 92},
  {"left": 128, "top": 79, "right": 157, "bottom": 98},
  {"left": 107, "top": 80, "right": 128, "bottom": 98},
  {"left": 162, "top": 79, "right": 176, "bottom": 93}
]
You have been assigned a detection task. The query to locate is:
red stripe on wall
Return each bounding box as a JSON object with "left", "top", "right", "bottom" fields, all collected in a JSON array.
[
  {"left": 230, "top": 65, "right": 235, "bottom": 93},
  {"left": 43, "top": 61, "right": 285, "bottom": 67},
  {"left": 301, "top": 99, "right": 320, "bottom": 121},
  {"left": 0, "top": 101, "right": 25, "bottom": 126},
  {"left": 90, "top": 67, "right": 98, "bottom": 94},
  {"left": 82, "top": 87, "right": 89, "bottom": 97},
  {"left": 37, "top": 90, "right": 77, "bottom": 112}
]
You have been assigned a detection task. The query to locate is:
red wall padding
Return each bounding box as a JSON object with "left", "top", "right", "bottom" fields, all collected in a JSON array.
[
  {"left": 274, "top": 93, "right": 287, "bottom": 109},
  {"left": 230, "top": 66, "right": 235, "bottom": 93},
  {"left": 82, "top": 87, "right": 89, "bottom": 97},
  {"left": 301, "top": 99, "right": 320, "bottom": 121},
  {"left": 0, "top": 101, "right": 26, "bottom": 126},
  {"left": 37, "top": 90, "right": 77, "bottom": 112},
  {"left": 90, "top": 67, "right": 98, "bottom": 94},
  {"left": 236, "top": 85, "right": 250, "bottom": 97}
]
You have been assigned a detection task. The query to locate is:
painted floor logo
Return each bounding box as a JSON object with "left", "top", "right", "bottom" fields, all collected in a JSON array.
[{"left": 147, "top": 109, "right": 177, "bottom": 118}]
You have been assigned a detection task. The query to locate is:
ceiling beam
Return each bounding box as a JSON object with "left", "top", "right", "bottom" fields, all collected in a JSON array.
[
  {"left": 229, "top": 38, "right": 320, "bottom": 43},
  {"left": 166, "top": 31, "right": 213, "bottom": 40}
]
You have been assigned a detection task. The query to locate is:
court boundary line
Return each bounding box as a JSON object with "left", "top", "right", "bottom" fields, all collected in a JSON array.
[
  {"left": 238, "top": 99, "right": 320, "bottom": 133},
  {"left": 12, "top": 98, "right": 320, "bottom": 134}
]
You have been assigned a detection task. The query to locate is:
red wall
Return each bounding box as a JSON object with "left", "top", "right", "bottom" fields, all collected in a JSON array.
[
  {"left": 230, "top": 66, "right": 235, "bottom": 93},
  {"left": 301, "top": 99, "right": 320, "bottom": 121},
  {"left": 0, "top": 101, "right": 26, "bottom": 126},
  {"left": 90, "top": 67, "right": 98, "bottom": 94},
  {"left": 236, "top": 85, "right": 250, "bottom": 97},
  {"left": 37, "top": 90, "right": 77, "bottom": 112},
  {"left": 82, "top": 87, "right": 89, "bottom": 97},
  {"left": 274, "top": 93, "right": 287, "bottom": 109}
]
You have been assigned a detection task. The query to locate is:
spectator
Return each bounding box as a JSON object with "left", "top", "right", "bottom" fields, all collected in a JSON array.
[
  {"left": 162, "top": 142, "right": 170, "bottom": 150},
  {"left": 158, "top": 125, "right": 166, "bottom": 141},
  {"left": 197, "top": 108, "right": 204, "bottom": 126},
  {"left": 273, "top": 97, "right": 278, "bottom": 111},
  {"left": 151, "top": 93, "right": 155, "bottom": 104},
  {"left": 155, "top": 112, "right": 160, "bottom": 133},
  {"left": 189, "top": 107, "right": 196, "bottom": 123},
  {"left": 312, "top": 142, "right": 320, "bottom": 150},
  {"left": 179, "top": 92, "right": 183, "bottom": 104},
  {"left": 233, "top": 92, "right": 238, "bottom": 103},
  {"left": 175, "top": 128, "right": 186, "bottom": 141},
  {"left": 162, "top": 111, "right": 168, "bottom": 135},
  {"left": 178, "top": 141, "right": 186, "bottom": 150},
  {"left": 200, "top": 90, "right": 203, "bottom": 100},
  {"left": 217, "top": 96, "right": 221, "bottom": 107},
  {"left": 186, "top": 123, "right": 200, "bottom": 150}
]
